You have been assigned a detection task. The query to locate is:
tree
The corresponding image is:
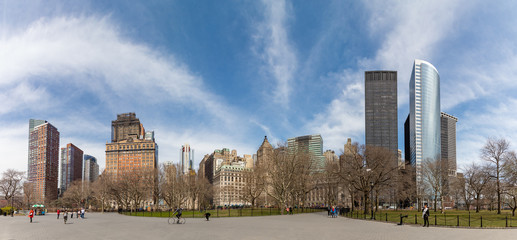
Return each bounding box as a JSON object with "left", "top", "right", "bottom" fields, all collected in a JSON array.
[
  {"left": 265, "top": 146, "right": 315, "bottom": 214},
  {"left": 0, "top": 169, "right": 25, "bottom": 215},
  {"left": 422, "top": 158, "right": 447, "bottom": 212},
  {"left": 23, "top": 182, "right": 35, "bottom": 209},
  {"left": 92, "top": 172, "right": 114, "bottom": 213},
  {"left": 337, "top": 144, "right": 397, "bottom": 214},
  {"left": 463, "top": 163, "right": 491, "bottom": 213},
  {"left": 241, "top": 165, "right": 265, "bottom": 207},
  {"left": 160, "top": 163, "right": 188, "bottom": 209},
  {"left": 481, "top": 137, "right": 513, "bottom": 214},
  {"left": 503, "top": 151, "right": 517, "bottom": 216}
]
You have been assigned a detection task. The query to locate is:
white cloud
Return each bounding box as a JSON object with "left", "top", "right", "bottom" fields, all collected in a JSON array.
[
  {"left": 306, "top": 70, "right": 364, "bottom": 152},
  {"left": 253, "top": 0, "right": 297, "bottom": 107},
  {"left": 0, "top": 15, "right": 251, "bottom": 174},
  {"left": 0, "top": 16, "right": 237, "bottom": 126}
]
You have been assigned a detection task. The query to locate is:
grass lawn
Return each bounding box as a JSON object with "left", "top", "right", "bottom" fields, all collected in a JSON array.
[
  {"left": 121, "top": 208, "right": 325, "bottom": 218},
  {"left": 345, "top": 209, "right": 517, "bottom": 228}
]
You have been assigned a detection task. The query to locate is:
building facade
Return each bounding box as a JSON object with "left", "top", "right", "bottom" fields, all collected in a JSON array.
[
  {"left": 181, "top": 144, "right": 194, "bottom": 175},
  {"left": 365, "top": 71, "right": 398, "bottom": 163},
  {"left": 27, "top": 119, "right": 60, "bottom": 205},
  {"left": 287, "top": 134, "right": 325, "bottom": 170},
  {"left": 440, "top": 112, "right": 458, "bottom": 177},
  {"left": 256, "top": 136, "right": 273, "bottom": 167},
  {"left": 409, "top": 59, "right": 441, "bottom": 192},
  {"left": 60, "top": 143, "right": 84, "bottom": 193},
  {"left": 212, "top": 163, "right": 251, "bottom": 207},
  {"left": 83, "top": 154, "right": 99, "bottom": 183},
  {"left": 105, "top": 113, "right": 158, "bottom": 180}
]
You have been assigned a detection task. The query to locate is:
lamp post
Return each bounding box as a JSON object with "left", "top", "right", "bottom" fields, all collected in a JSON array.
[{"left": 370, "top": 181, "right": 374, "bottom": 220}]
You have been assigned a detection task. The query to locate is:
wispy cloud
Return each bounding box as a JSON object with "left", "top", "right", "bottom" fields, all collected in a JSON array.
[
  {"left": 253, "top": 0, "right": 297, "bottom": 107},
  {"left": 0, "top": 15, "right": 246, "bottom": 173},
  {"left": 0, "top": 16, "right": 237, "bottom": 126}
]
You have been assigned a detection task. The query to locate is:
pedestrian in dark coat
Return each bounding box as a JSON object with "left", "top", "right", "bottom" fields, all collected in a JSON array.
[{"left": 422, "top": 204, "right": 430, "bottom": 227}]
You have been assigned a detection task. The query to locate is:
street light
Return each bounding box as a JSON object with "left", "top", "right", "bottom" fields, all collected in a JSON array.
[{"left": 370, "top": 181, "right": 374, "bottom": 220}]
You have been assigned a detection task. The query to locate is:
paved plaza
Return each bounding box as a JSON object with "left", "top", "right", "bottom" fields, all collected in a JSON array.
[{"left": 1, "top": 212, "right": 516, "bottom": 240}]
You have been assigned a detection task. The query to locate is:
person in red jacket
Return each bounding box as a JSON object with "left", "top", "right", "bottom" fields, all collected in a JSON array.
[
  {"left": 57, "top": 209, "right": 61, "bottom": 219},
  {"left": 28, "top": 209, "right": 34, "bottom": 223}
]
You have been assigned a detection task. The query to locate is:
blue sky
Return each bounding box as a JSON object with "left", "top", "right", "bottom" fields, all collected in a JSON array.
[{"left": 2, "top": 0, "right": 517, "bottom": 174}]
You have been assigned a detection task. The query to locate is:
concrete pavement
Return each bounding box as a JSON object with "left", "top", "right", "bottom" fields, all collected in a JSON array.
[{"left": 1, "top": 212, "right": 516, "bottom": 240}]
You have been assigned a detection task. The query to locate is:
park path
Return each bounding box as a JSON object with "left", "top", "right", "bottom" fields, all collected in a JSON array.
[{"left": 1, "top": 212, "right": 516, "bottom": 240}]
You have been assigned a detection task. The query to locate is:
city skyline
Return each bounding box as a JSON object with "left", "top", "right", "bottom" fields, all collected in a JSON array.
[{"left": 2, "top": 1, "right": 517, "bottom": 175}]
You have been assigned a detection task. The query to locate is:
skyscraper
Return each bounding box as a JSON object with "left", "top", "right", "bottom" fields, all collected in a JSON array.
[
  {"left": 28, "top": 119, "right": 60, "bottom": 204},
  {"left": 441, "top": 112, "right": 458, "bottom": 176},
  {"left": 409, "top": 59, "right": 441, "bottom": 191},
  {"left": 365, "top": 70, "right": 398, "bottom": 166},
  {"left": 83, "top": 154, "right": 99, "bottom": 183},
  {"left": 287, "top": 134, "right": 325, "bottom": 170},
  {"left": 105, "top": 113, "right": 158, "bottom": 180},
  {"left": 60, "top": 143, "right": 84, "bottom": 193},
  {"left": 181, "top": 144, "right": 194, "bottom": 174}
]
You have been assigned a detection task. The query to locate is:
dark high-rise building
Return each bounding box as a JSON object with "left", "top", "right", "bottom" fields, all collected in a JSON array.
[
  {"left": 365, "top": 71, "right": 398, "bottom": 163},
  {"left": 111, "top": 112, "right": 144, "bottom": 142},
  {"left": 60, "top": 143, "right": 84, "bottom": 193},
  {"left": 404, "top": 114, "right": 410, "bottom": 165},
  {"left": 28, "top": 119, "right": 60, "bottom": 205},
  {"left": 441, "top": 112, "right": 458, "bottom": 176}
]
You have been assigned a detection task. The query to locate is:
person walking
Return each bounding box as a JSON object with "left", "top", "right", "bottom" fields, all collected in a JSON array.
[
  {"left": 57, "top": 209, "right": 60, "bottom": 219},
  {"left": 77, "top": 210, "right": 80, "bottom": 218},
  {"left": 63, "top": 210, "right": 68, "bottom": 224},
  {"left": 71, "top": 210, "right": 74, "bottom": 218},
  {"left": 81, "top": 208, "right": 85, "bottom": 219},
  {"left": 422, "top": 204, "right": 430, "bottom": 227},
  {"left": 28, "top": 209, "right": 34, "bottom": 223},
  {"left": 205, "top": 212, "right": 211, "bottom": 221}
]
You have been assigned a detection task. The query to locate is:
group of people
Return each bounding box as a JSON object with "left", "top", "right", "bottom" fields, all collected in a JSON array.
[
  {"left": 28, "top": 208, "right": 86, "bottom": 224},
  {"left": 328, "top": 206, "right": 338, "bottom": 218}
]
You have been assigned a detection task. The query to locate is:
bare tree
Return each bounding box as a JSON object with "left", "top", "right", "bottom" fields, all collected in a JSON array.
[
  {"left": 448, "top": 175, "right": 466, "bottom": 210},
  {"left": 422, "top": 158, "right": 447, "bottom": 212},
  {"left": 337, "top": 144, "right": 397, "bottom": 214},
  {"left": 61, "top": 180, "right": 84, "bottom": 208},
  {"left": 0, "top": 169, "right": 25, "bottom": 215},
  {"left": 266, "top": 146, "right": 307, "bottom": 214},
  {"left": 23, "top": 182, "right": 35, "bottom": 209},
  {"left": 92, "top": 172, "right": 114, "bottom": 213},
  {"left": 463, "top": 163, "right": 491, "bottom": 213},
  {"left": 160, "top": 163, "right": 188, "bottom": 209},
  {"left": 395, "top": 164, "right": 416, "bottom": 209},
  {"left": 481, "top": 137, "right": 512, "bottom": 214},
  {"left": 241, "top": 165, "right": 265, "bottom": 207},
  {"left": 503, "top": 151, "right": 517, "bottom": 215}
]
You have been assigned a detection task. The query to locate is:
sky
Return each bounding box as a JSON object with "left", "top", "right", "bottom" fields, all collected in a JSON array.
[{"left": 1, "top": 0, "right": 517, "bottom": 176}]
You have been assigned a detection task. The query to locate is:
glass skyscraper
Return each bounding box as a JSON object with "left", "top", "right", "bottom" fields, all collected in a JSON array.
[
  {"left": 287, "top": 134, "right": 325, "bottom": 170},
  {"left": 409, "top": 59, "right": 441, "bottom": 191}
]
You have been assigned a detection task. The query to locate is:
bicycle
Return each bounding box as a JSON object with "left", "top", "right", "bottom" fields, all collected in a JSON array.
[{"left": 168, "top": 216, "right": 186, "bottom": 224}]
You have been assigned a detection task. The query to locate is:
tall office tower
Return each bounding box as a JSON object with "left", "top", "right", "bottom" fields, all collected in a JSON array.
[
  {"left": 256, "top": 136, "right": 273, "bottom": 167},
  {"left": 441, "top": 112, "right": 458, "bottom": 176},
  {"left": 60, "top": 143, "right": 84, "bottom": 193},
  {"left": 83, "top": 155, "right": 99, "bottom": 183},
  {"left": 28, "top": 119, "right": 60, "bottom": 204},
  {"left": 404, "top": 115, "right": 410, "bottom": 165},
  {"left": 409, "top": 59, "right": 441, "bottom": 194},
  {"left": 181, "top": 144, "right": 194, "bottom": 174},
  {"left": 105, "top": 113, "right": 158, "bottom": 180},
  {"left": 287, "top": 134, "right": 325, "bottom": 170},
  {"left": 365, "top": 71, "right": 398, "bottom": 165}
]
